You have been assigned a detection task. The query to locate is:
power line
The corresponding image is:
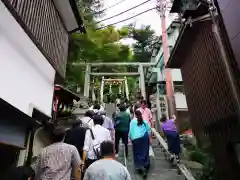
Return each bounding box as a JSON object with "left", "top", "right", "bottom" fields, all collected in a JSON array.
[
  {"left": 92, "top": 0, "right": 128, "bottom": 15},
  {"left": 96, "top": 7, "right": 157, "bottom": 30},
  {"left": 96, "top": 0, "right": 153, "bottom": 24}
]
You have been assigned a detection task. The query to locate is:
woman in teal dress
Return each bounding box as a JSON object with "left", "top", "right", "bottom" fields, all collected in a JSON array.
[{"left": 129, "top": 110, "right": 151, "bottom": 178}]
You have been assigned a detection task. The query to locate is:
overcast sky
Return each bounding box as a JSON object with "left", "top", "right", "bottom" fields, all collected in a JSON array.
[{"left": 98, "top": 0, "right": 177, "bottom": 45}]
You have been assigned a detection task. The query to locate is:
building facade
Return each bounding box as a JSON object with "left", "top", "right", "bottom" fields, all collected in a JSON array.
[
  {"left": 168, "top": 0, "right": 240, "bottom": 179},
  {"left": 0, "top": 0, "right": 85, "bottom": 176},
  {"left": 147, "top": 21, "right": 189, "bottom": 130}
]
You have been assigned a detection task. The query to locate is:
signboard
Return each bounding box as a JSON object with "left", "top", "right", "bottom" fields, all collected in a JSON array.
[{"left": 105, "top": 80, "right": 123, "bottom": 85}]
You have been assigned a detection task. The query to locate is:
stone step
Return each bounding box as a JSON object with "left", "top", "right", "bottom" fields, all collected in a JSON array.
[
  {"left": 116, "top": 142, "right": 185, "bottom": 180},
  {"left": 106, "top": 107, "right": 186, "bottom": 180}
]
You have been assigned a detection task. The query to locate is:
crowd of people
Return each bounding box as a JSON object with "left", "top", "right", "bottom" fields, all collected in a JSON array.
[{"left": 5, "top": 99, "right": 181, "bottom": 180}]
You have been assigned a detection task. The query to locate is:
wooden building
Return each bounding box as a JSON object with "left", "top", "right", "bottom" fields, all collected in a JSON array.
[
  {"left": 0, "top": 0, "right": 85, "bottom": 177},
  {"left": 167, "top": 0, "right": 240, "bottom": 179}
]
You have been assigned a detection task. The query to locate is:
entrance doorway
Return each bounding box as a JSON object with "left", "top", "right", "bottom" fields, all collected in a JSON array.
[{"left": 0, "top": 143, "right": 19, "bottom": 179}]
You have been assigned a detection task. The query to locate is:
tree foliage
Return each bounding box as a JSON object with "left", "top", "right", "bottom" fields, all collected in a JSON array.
[
  {"left": 65, "top": 26, "right": 133, "bottom": 91},
  {"left": 129, "top": 25, "right": 156, "bottom": 62},
  {"left": 64, "top": 1, "right": 156, "bottom": 94}
]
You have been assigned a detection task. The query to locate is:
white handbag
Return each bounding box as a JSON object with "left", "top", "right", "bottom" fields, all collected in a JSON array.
[{"left": 149, "top": 145, "right": 155, "bottom": 157}]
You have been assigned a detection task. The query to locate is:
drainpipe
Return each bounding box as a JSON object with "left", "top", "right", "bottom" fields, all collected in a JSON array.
[
  {"left": 156, "top": 83, "right": 162, "bottom": 132},
  {"left": 25, "top": 128, "right": 36, "bottom": 166},
  {"left": 157, "top": 0, "right": 177, "bottom": 118}
]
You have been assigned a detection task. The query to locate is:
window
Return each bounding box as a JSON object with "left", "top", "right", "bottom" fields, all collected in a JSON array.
[
  {"left": 174, "top": 85, "right": 185, "bottom": 94},
  {"left": 169, "top": 46, "right": 174, "bottom": 55}
]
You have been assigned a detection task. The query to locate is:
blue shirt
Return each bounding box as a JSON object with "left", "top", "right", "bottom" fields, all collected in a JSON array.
[{"left": 129, "top": 119, "right": 151, "bottom": 140}]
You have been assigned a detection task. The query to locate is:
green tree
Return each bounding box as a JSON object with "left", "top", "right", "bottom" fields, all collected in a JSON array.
[
  {"left": 129, "top": 25, "right": 156, "bottom": 62},
  {"left": 65, "top": 25, "right": 133, "bottom": 92},
  {"left": 64, "top": 1, "right": 158, "bottom": 95}
]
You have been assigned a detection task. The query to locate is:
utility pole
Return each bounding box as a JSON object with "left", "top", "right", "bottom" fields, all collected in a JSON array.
[{"left": 157, "top": 0, "right": 176, "bottom": 117}]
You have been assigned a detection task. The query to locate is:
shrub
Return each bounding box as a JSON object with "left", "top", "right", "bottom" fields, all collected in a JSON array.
[
  {"left": 197, "top": 154, "right": 219, "bottom": 180},
  {"left": 189, "top": 149, "right": 206, "bottom": 165}
]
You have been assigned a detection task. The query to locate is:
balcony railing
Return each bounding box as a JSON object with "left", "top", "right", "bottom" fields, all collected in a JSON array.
[{"left": 4, "top": 0, "right": 69, "bottom": 78}]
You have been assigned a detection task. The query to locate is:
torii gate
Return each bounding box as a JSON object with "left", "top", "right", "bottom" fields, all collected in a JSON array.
[
  {"left": 72, "top": 62, "right": 156, "bottom": 101},
  {"left": 100, "top": 77, "right": 128, "bottom": 103}
]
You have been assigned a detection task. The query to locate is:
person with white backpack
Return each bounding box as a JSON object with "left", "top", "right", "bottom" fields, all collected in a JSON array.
[{"left": 82, "top": 115, "right": 111, "bottom": 169}]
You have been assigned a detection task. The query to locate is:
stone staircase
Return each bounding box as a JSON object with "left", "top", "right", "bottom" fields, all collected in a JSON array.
[
  {"left": 105, "top": 103, "right": 186, "bottom": 180},
  {"left": 117, "top": 140, "right": 185, "bottom": 180}
]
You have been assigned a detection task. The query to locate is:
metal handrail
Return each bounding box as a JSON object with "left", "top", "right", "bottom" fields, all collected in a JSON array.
[
  {"left": 122, "top": 143, "right": 127, "bottom": 167},
  {"left": 151, "top": 128, "right": 196, "bottom": 180}
]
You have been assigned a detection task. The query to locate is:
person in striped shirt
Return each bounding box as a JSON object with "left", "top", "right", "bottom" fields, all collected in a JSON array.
[{"left": 32, "top": 127, "right": 83, "bottom": 180}]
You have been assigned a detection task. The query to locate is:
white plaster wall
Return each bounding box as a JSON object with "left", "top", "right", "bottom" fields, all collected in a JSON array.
[
  {"left": 154, "top": 46, "right": 163, "bottom": 64},
  {"left": 0, "top": 2, "right": 55, "bottom": 117},
  {"left": 171, "top": 69, "right": 183, "bottom": 81},
  {"left": 175, "top": 92, "right": 188, "bottom": 109},
  {"left": 168, "top": 29, "right": 180, "bottom": 46},
  {"left": 167, "top": 28, "right": 182, "bottom": 82}
]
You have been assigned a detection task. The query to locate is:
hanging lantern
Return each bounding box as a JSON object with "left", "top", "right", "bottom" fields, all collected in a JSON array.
[{"left": 170, "top": 0, "right": 205, "bottom": 19}]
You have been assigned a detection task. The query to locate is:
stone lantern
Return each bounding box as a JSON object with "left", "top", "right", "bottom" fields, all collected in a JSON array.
[{"left": 72, "top": 99, "right": 89, "bottom": 119}]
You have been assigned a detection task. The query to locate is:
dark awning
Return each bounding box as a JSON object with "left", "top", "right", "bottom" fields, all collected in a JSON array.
[
  {"left": 53, "top": 0, "right": 86, "bottom": 34},
  {"left": 54, "top": 84, "right": 80, "bottom": 105},
  {"left": 170, "top": 0, "right": 182, "bottom": 13},
  {"left": 0, "top": 99, "right": 40, "bottom": 149},
  {"left": 170, "top": 0, "right": 209, "bottom": 19}
]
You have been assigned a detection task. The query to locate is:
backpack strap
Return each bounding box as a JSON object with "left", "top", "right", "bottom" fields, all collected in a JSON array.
[
  {"left": 86, "top": 118, "right": 92, "bottom": 124},
  {"left": 89, "top": 129, "right": 95, "bottom": 140}
]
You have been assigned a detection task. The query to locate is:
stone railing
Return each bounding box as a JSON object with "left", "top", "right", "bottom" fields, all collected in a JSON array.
[{"left": 151, "top": 128, "right": 196, "bottom": 180}]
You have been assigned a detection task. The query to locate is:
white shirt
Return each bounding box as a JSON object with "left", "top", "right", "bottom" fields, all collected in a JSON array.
[
  {"left": 116, "top": 98, "right": 120, "bottom": 104},
  {"left": 83, "top": 125, "right": 111, "bottom": 159},
  {"left": 102, "top": 115, "right": 114, "bottom": 130},
  {"left": 81, "top": 116, "right": 94, "bottom": 128}
]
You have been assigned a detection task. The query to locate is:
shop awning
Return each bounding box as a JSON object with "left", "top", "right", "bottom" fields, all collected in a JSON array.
[
  {"left": 0, "top": 98, "right": 40, "bottom": 149},
  {"left": 54, "top": 84, "right": 80, "bottom": 104}
]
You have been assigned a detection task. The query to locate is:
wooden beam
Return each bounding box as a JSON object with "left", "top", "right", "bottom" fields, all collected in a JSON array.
[
  {"left": 89, "top": 72, "right": 140, "bottom": 76},
  {"left": 73, "top": 62, "right": 156, "bottom": 67},
  {"left": 104, "top": 79, "right": 125, "bottom": 81}
]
